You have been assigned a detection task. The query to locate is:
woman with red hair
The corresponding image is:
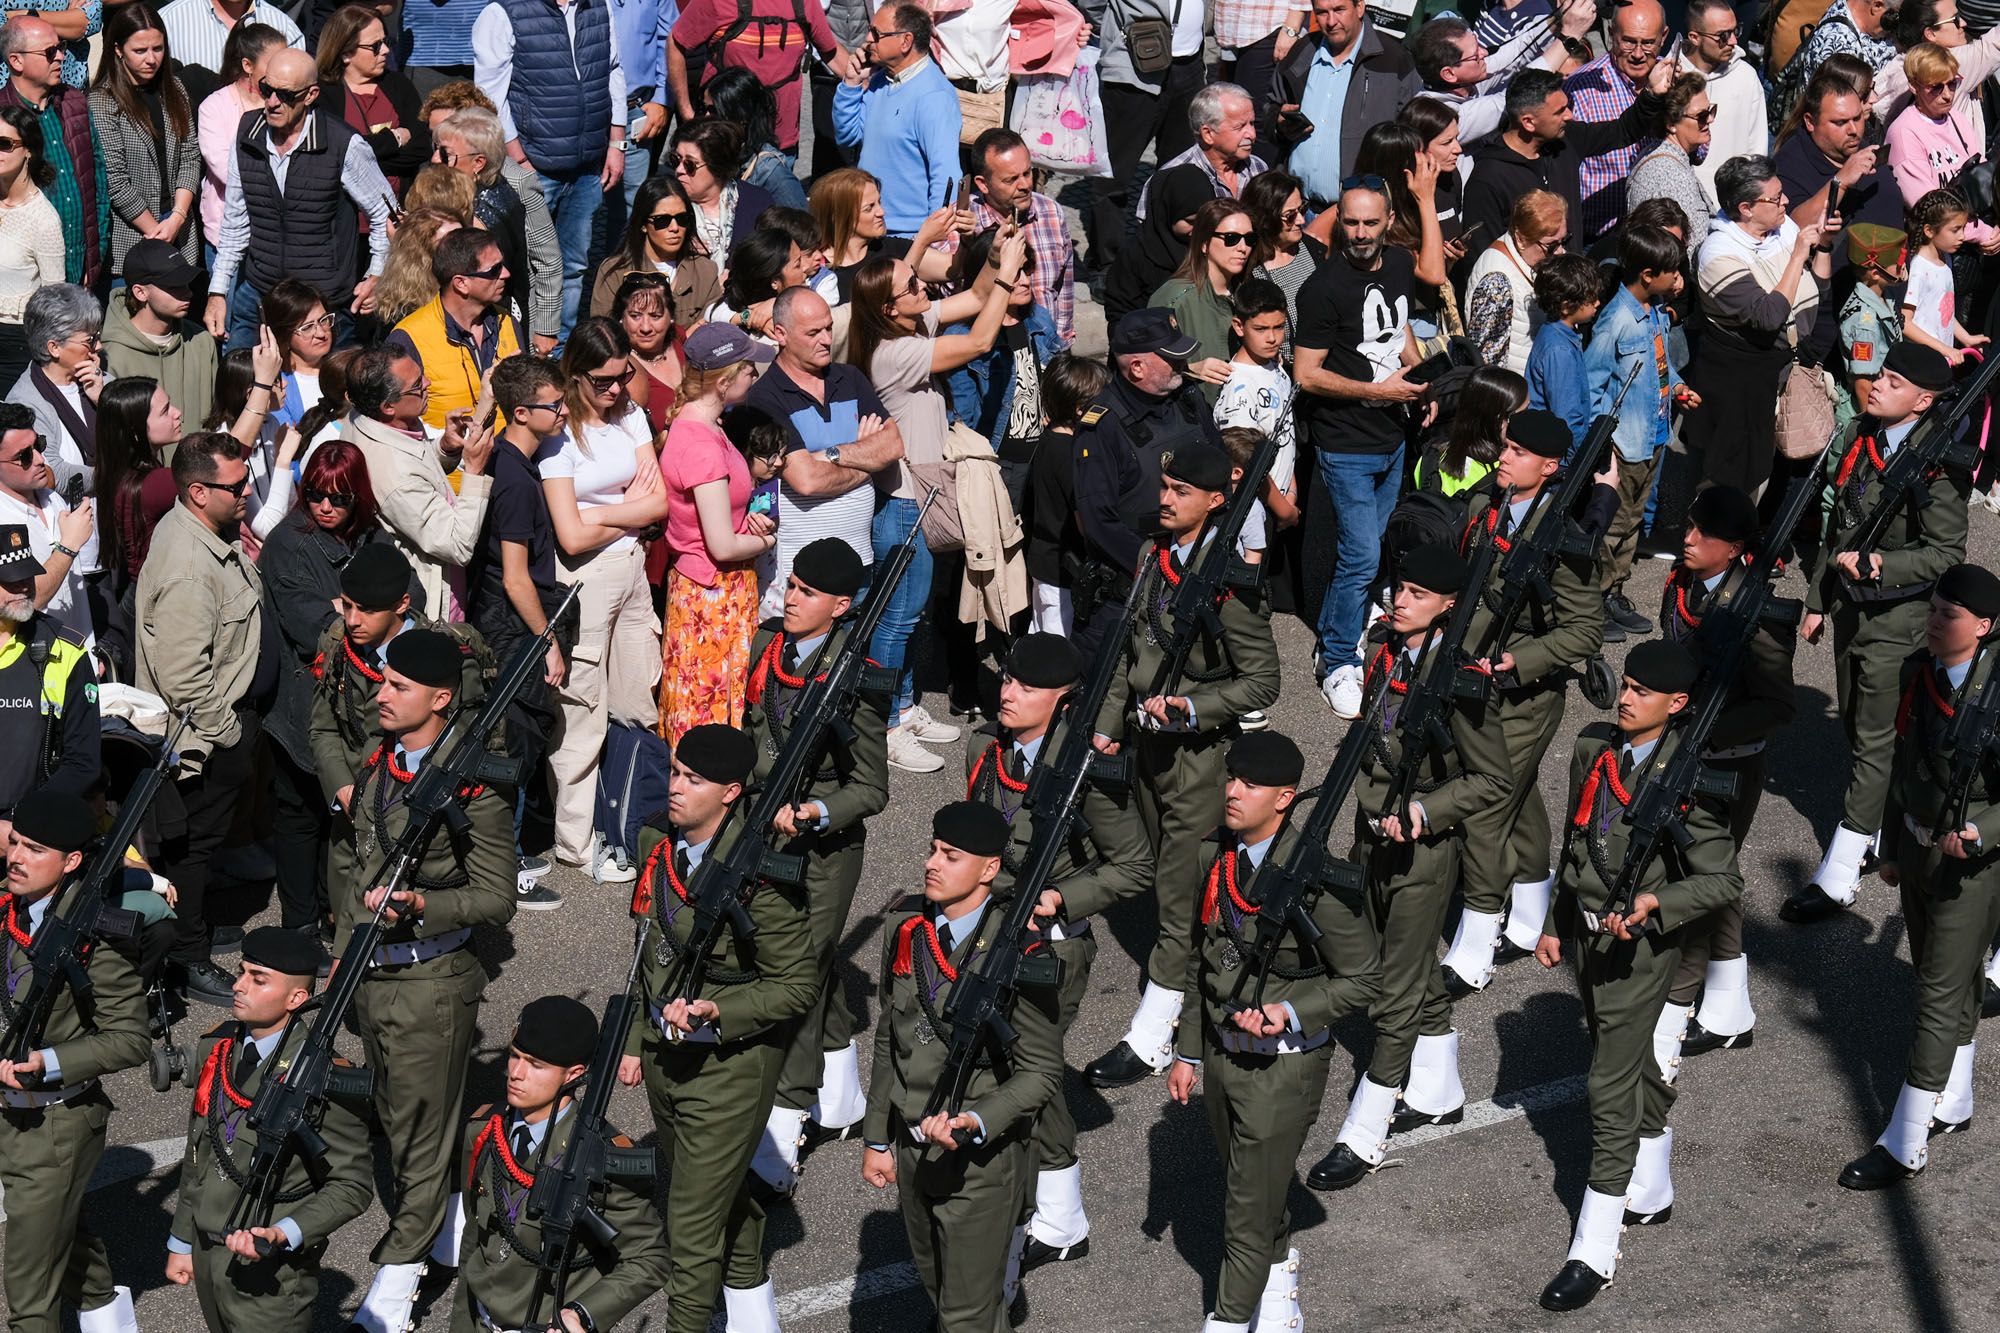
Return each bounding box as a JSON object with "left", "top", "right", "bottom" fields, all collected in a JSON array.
[{"left": 257, "top": 438, "right": 396, "bottom": 939}]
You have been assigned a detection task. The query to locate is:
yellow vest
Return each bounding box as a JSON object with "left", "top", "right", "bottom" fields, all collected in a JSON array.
[{"left": 393, "top": 298, "right": 520, "bottom": 434}]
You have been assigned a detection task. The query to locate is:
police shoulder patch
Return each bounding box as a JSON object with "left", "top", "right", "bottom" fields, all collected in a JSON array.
[{"left": 1080, "top": 404, "right": 1109, "bottom": 426}]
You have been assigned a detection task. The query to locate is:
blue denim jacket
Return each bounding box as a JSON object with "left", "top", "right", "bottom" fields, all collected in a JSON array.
[
  {"left": 1585, "top": 285, "right": 1682, "bottom": 462},
  {"left": 1526, "top": 321, "right": 1592, "bottom": 459},
  {"left": 944, "top": 306, "right": 1062, "bottom": 439}
]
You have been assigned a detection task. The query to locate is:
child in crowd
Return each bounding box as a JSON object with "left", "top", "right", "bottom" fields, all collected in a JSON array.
[
  {"left": 1526, "top": 252, "right": 1605, "bottom": 459},
  {"left": 1218, "top": 424, "right": 1271, "bottom": 733},
  {"left": 1901, "top": 189, "right": 1988, "bottom": 367},
  {"left": 1838, "top": 223, "right": 1907, "bottom": 418},
  {"left": 1585, "top": 225, "right": 1699, "bottom": 643},
  {"left": 1215, "top": 278, "right": 1299, "bottom": 529}
]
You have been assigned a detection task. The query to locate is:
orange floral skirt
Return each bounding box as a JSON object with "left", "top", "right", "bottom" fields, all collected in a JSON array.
[{"left": 659, "top": 564, "right": 759, "bottom": 744}]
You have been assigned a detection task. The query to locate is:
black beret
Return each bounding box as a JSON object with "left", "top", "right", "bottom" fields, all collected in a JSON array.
[
  {"left": 676, "top": 723, "right": 756, "bottom": 786},
  {"left": 1686, "top": 486, "right": 1759, "bottom": 546},
  {"left": 931, "top": 800, "right": 1009, "bottom": 857},
  {"left": 792, "top": 538, "right": 865, "bottom": 597},
  {"left": 339, "top": 544, "right": 413, "bottom": 610},
  {"left": 10, "top": 790, "right": 94, "bottom": 854},
  {"left": 1162, "top": 442, "right": 1233, "bottom": 493},
  {"left": 1006, "top": 633, "right": 1081, "bottom": 689},
  {"left": 1507, "top": 409, "right": 1572, "bottom": 459},
  {"left": 1884, "top": 340, "right": 1954, "bottom": 393},
  {"left": 1398, "top": 542, "right": 1470, "bottom": 594},
  {"left": 513, "top": 996, "right": 598, "bottom": 1068},
  {"left": 384, "top": 628, "right": 462, "bottom": 688},
  {"left": 1937, "top": 562, "right": 2000, "bottom": 620},
  {"left": 1624, "top": 639, "right": 1700, "bottom": 694},
  {"left": 242, "top": 925, "right": 324, "bottom": 981},
  {"left": 1226, "top": 731, "right": 1305, "bottom": 787}
]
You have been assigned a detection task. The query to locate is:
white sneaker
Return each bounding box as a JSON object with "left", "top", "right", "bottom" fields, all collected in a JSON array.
[
  {"left": 887, "top": 728, "right": 945, "bottom": 773},
  {"left": 590, "top": 834, "right": 638, "bottom": 884},
  {"left": 1321, "top": 664, "right": 1363, "bottom": 719},
  {"left": 900, "top": 703, "right": 961, "bottom": 744}
]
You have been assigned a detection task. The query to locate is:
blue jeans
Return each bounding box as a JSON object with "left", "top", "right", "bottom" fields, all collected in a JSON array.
[
  {"left": 866, "top": 494, "right": 931, "bottom": 726},
  {"left": 535, "top": 167, "right": 606, "bottom": 348},
  {"left": 1314, "top": 444, "right": 1405, "bottom": 675}
]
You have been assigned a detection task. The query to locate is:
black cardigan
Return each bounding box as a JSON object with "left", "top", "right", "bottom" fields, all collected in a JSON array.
[{"left": 318, "top": 71, "right": 431, "bottom": 189}]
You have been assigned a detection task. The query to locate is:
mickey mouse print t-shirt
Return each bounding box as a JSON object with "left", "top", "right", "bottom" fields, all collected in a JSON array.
[{"left": 1294, "top": 246, "right": 1415, "bottom": 455}]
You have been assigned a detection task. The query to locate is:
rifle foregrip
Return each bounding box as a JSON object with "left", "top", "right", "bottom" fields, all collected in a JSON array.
[
  {"left": 605, "top": 1145, "right": 659, "bottom": 1185},
  {"left": 726, "top": 899, "right": 758, "bottom": 941},
  {"left": 327, "top": 1063, "right": 375, "bottom": 1103},
  {"left": 581, "top": 1205, "right": 619, "bottom": 1249}
]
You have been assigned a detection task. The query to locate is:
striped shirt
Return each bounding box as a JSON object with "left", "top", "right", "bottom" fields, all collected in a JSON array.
[
  {"left": 157, "top": 0, "right": 305, "bottom": 76},
  {"left": 404, "top": 0, "right": 490, "bottom": 69},
  {"left": 1565, "top": 53, "right": 1646, "bottom": 241},
  {"left": 747, "top": 362, "right": 883, "bottom": 617}
]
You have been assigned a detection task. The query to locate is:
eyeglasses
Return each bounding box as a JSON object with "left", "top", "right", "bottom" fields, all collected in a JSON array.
[
  {"left": 897, "top": 273, "right": 922, "bottom": 297},
  {"left": 1445, "top": 44, "right": 1485, "bottom": 68},
  {"left": 355, "top": 38, "right": 391, "bottom": 55},
  {"left": 1753, "top": 192, "right": 1786, "bottom": 207},
  {"left": 1922, "top": 76, "right": 1966, "bottom": 96},
  {"left": 1697, "top": 25, "right": 1739, "bottom": 42},
  {"left": 1935, "top": 12, "right": 1968, "bottom": 28},
  {"left": 2, "top": 439, "right": 44, "bottom": 468},
  {"left": 201, "top": 474, "right": 252, "bottom": 498},
  {"left": 64, "top": 333, "right": 99, "bottom": 350},
  {"left": 865, "top": 25, "right": 912, "bottom": 42},
  {"left": 1279, "top": 207, "right": 1305, "bottom": 223},
  {"left": 303, "top": 486, "right": 354, "bottom": 507},
  {"left": 258, "top": 80, "right": 311, "bottom": 106},
  {"left": 646, "top": 209, "right": 689, "bottom": 230},
  {"left": 296, "top": 311, "right": 334, "bottom": 334},
  {"left": 1681, "top": 107, "right": 1717, "bottom": 128},
  {"left": 395, "top": 377, "right": 431, "bottom": 401},
  {"left": 584, "top": 367, "right": 635, "bottom": 392},
  {"left": 0, "top": 137, "right": 22, "bottom": 153},
  {"left": 433, "top": 144, "right": 461, "bottom": 165},
  {"left": 25, "top": 45, "right": 61, "bottom": 64},
  {"left": 463, "top": 261, "right": 506, "bottom": 281},
  {"left": 1212, "top": 231, "right": 1255, "bottom": 247},
  {"left": 1339, "top": 174, "right": 1387, "bottom": 194},
  {"left": 520, "top": 400, "right": 569, "bottom": 418}
]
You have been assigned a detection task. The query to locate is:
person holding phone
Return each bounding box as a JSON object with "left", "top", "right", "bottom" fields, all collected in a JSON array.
[{"left": 832, "top": 5, "right": 961, "bottom": 238}]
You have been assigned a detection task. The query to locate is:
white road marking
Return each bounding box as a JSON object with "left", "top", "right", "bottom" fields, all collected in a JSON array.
[
  {"left": 0, "top": 1133, "right": 187, "bottom": 1211},
  {"left": 1388, "top": 1073, "right": 1591, "bottom": 1148}
]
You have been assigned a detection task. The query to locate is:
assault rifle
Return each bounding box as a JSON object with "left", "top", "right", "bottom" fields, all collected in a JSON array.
[
  {"left": 1376, "top": 490, "right": 1506, "bottom": 822},
  {"left": 1142, "top": 421, "right": 1280, "bottom": 701},
  {"left": 653, "top": 491, "right": 938, "bottom": 1008},
  {"left": 1473, "top": 364, "right": 1640, "bottom": 686},
  {"left": 1837, "top": 349, "right": 1998, "bottom": 579},
  {"left": 1932, "top": 647, "right": 2000, "bottom": 843},
  {"left": 0, "top": 709, "right": 190, "bottom": 1063},
  {"left": 227, "top": 586, "right": 580, "bottom": 1238},
  {"left": 520, "top": 931, "right": 659, "bottom": 1331},
  {"left": 919, "top": 571, "right": 1148, "bottom": 1145},
  {"left": 1596, "top": 460, "right": 1830, "bottom": 925}
]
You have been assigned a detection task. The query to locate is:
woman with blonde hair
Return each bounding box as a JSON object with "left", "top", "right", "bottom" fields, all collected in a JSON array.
[
  {"left": 403, "top": 164, "right": 476, "bottom": 223},
  {"left": 1887, "top": 41, "right": 1998, "bottom": 249},
  {"left": 810, "top": 166, "right": 956, "bottom": 300},
  {"left": 1464, "top": 189, "right": 1569, "bottom": 374},
  {"left": 371, "top": 206, "right": 464, "bottom": 327},
  {"left": 657, "top": 323, "right": 781, "bottom": 741}
]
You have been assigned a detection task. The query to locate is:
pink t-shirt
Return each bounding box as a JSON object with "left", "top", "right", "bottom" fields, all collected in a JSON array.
[
  {"left": 661, "top": 415, "right": 752, "bottom": 587},
  {"left": 1887, "top": 106, "right": 1994, "bottom": 242}
]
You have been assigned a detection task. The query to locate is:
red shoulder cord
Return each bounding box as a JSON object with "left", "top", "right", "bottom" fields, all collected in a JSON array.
[
  {"left": 468, "top": 1112, "right": 535, "bottom": 1192},
  {"left": 1366, "top": 645, "right": 1410, "bottom": 697},
  {"left": 966, "top": 741, "right": 1028, "bottom": 800},
  {"left": 891, "top": 915, "right": 959, "bottom": 982},
  {"left": 342, "top": 636, "right": 384, "bottom": 684},
  {"left": 1669, "top": 568, "right": 1701, "bottom": 630},
  {"left": 747, "top": 634, "right": 806, "bottom": 707},
  {"left": 1156, "top": 544, "right": 1234, "bottom": 603},
  {"left": 1571, "top": 749, "right": 1634, "bottom": 828},
  {"left": 2, "top": 894, "right": 29, "bottom": 950},
  {"left": 1895, "top": 666, "right": 1957, "bottom": 737},
  {"left": 191, "top": 1037, "right": 255, "bottom": 1118},
  {"left": 1464, "top": 505, "right": 1513, "bottom": 557},
  {"left": 310, "top": 650, "right": 326, "bottom": 682},
  {"left": 630, "top": 839, "right": 694, "bottom": 916},
  {"left": 1835, "top": 434, "right": 1886, "bottom": 489},
  {"left": 1199, "top": 849, "right": 1256, "bottom": 926},
  {"left": 364, "top": 743, "right": 485, "bottom": 800}
]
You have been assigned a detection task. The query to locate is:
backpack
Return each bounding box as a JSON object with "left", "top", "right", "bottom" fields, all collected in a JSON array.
[
  {"left": 1382, "top": 488, "right": 1468, "bottom": 579},
  {"left": 708, "top": 0, "right": 815, "bottom": 79},
  {"left": 595, "top": 720, "right": 675, "bottom": 867}
]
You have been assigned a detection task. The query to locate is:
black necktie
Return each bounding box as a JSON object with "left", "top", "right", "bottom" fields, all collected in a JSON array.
[
  {"left": 673, "top": 844, "right": 691, "bottom": 885},
  {"left": 234, "top": 1038, "right": 262, "bottom": 1085},
  {"left": 782, "top": 641, "right": 800, "bottom": 675},
  {"left": 938, "top": 921, "right": 954, "bottom": 955},
  {"left": 511, "top": 1121, "right": 533, "bottom": 1162},
  {"left": 1618, "top": 748, "right": 1636, "bottom": 786}
]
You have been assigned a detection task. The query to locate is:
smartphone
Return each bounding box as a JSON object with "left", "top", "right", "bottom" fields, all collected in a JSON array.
[
  {"left": 1458, "top": 221, "right": 1489, "bottom": 249},
  {"left": 1826, "top": 181, "right": 1844, "bottom": 225},
  {"left": 955, "top": 174, "right": 973, "bottom": 213}
]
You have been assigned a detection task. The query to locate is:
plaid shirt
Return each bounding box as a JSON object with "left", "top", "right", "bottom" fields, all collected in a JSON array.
[
  {"left": 1213, "top": 0, "right": 1298, "bottom": 52},
  {"left": 972, "top": 189, "right": 1077, "bottom": 347},
  {"left": 1566, "top": 54, "right": 1648, "bottom": 241}
]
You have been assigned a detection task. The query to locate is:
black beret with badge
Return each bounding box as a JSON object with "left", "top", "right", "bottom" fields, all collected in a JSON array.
[
  {"left": 1686, "top": 486, "right": 1760, "bottom": 546},
  {"left": 932, "top": 800, "right": 1010, "bottom": 857},
  {"left": 242, "top": 924, "right": 325, "bottom": 981},
  {"left": 1226, "top": 731, "right": 1306, "bottom": 788},
  {"left": 1398, "top": 542, "right": 1470, "bottom": 594},
  {"left": 1883, "top": 340, "right": 1954, "bottom": 394},
  {"left": 512, "top": 995, "right": 599, "bottom": 1068},
  {"left": 339, "top": 543, "right": 414, "bottom": 610},
  {"left": 1507, "top": 409, "right": 1572, "bottom": 460},
  {"left": 1624, "top": 639, "right": 1700, "bottom": 694},
  {"left": 10, "top": 789, "right": 95, "bottom": 853},
  {"left": 1937, "top": 562, "right": 2000, "bottom": 621},
  {"left": 0, "top": 523, "right": 45, "bottom": 582},
  {"left": 792, "top": 538, "right": 865, "bottom": 598},
  {"left": 384, "top": 628, "right": 462, "bottom": 688},
  {"left": 676, "top": 723, "right": 757, "bottom": 786},
  {"left": 1006, "top": 633, "right": 1082, "bottom": 689},
  {"left": 1162, "top": 442, "right": 1233, "bottom": 494}
]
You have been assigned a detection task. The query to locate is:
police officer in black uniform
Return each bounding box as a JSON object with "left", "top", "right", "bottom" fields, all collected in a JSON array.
[{"left": 1068, "top": 309, "right": 1223, "bottom": 657}]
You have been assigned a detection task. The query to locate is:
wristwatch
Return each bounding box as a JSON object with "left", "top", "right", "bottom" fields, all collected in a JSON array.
[
  {"left": 823, "top": 446, "right": 844, "bottom": 467},
  {"left": 1280, "top": 23, "right": 1306, "bottom": 37}
]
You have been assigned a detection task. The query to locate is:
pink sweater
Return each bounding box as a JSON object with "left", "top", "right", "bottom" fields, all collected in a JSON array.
[
  {"left": 1886, "top": 105, "right": 1994, "bottom": 242},
  {"left": 197, "top": 85, "right": 262, "bottom": 241}
]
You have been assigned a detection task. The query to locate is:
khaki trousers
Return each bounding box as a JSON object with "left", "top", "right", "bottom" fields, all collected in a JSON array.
[{"left": 551, "top": 542, "right": 662, "bottom": 862}]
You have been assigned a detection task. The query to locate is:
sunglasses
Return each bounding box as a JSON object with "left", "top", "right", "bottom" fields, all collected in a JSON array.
[
  {"left": 520, "top": 400, "right": 568, "bottom": 418},
  {"left": 1212, "top": 231, "right": 1254, "bottom": 247},
  {"left": 0, "top": 137, "right": 22, "bottom": 153},
  {"left": 25, "top": 45, "right": 61, "bottom": 63},
  {"left": 463, "top": 261, "right": 506, "bottom": 281},
  {"left": 1923, "top": 76, "right": 1966, "bottom": 96},
  {"left": 303, "top": 486, "right": 355, "bottom": 507},
  {"left": 1682, "top": 107, "right": 1717, "bottom": 128},
  {"left": 259, "top": 79, "right": 311, "bottom": 105},
  {"left": 354, "top": 38, "right": 391, "bottom": 55},
  {"left": 432, "top": 144, "right": 462, "bottom": 165},
  {"left": 897, "top": 273, "right": 922, "bottom": 297},
  {"left": 585, "top": 367, "right": 636, "bottom": 392},
  {"left": 1339, "top": 173, "right": 1387, "bottom": 194},
  {"left": 202, "top": 475, "right": 252, "bottom": 498},
  {"left": 671, "top": 155, "right": 707, "bottom": 174},
  {"left": 647, "top": 209, "right": 690, "bottom": 230},
  {"left": 1698, "top": 25, "right": 1739, "bottom": 41},
  {"left": 865, "top": 25, "right": 912, "bottom": 41},
  {"left": 2, "top": 439, "right": 44, "bottom": 468}
]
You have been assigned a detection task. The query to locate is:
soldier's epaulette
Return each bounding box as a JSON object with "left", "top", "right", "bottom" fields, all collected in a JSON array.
[
  {"left": 974, "top": 719, "right": 1006, "bottom": 742},
  {"left": 202, "top": 1020, "right": 233, "bottom": 1040},
  {"left": 757, "top": 615, "right": 785, "bottom": 637},
  {"left": 890, "top": 894, "right": 926, "bottom": 915},
  {"left": 1079, "top": 401, "right": 1110, "bottom": 427},
  {"left": 1578, "top": 721, "right": 1618, "bottom": 746},
  {"left": 643, "top": 805, "right": 675, "bottom": 832},
  {"left": 49, "top": 622, "right": 87, "bottom": 650},
  {"left": 470, "top": 1103, "right": 493, "bottom": 1121}
]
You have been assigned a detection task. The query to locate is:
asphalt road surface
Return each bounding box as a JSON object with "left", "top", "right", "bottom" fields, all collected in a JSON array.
[{"left": 8, "top": 500, "right": 2000, "bottom": 1333}]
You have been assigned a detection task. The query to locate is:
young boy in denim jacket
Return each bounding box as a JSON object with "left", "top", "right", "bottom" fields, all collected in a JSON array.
[
  {"left": 1526, "top": 253, "right": 1605, "bottom": 460},
  {"left": 1585, "top": 225, "right": 1699, "bottom": 641}
]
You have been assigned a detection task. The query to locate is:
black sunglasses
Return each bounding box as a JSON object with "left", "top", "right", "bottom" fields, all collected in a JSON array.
[
  {"left": 1340, "top": 174, "right": 1387, "bottom": 194},
  {"left": 259, "top": 79, "right": 311, "bottom": 106},
  {"left": 2, "top": 439, "right": 44, "bottom": 468},
  {"left": 303, "top": 486, "right": 355, "bottom": 507},
  {"left": 647, "top": 209, "right": 690, "bottom": 230},
  {"left": 0, "top": 137, "right": 22, "bottom": 153},
  {"left": 1212, "top": 231, "right": 1255, "bottom": 247},
  {"left": 463, "top": 261, "right": 506, "bottom": 281},
  {"left": 201, "top": 474, "right": 252, "bottom": 498},
  {"left": 585, "top": 367, "right": 636, "bottom": 392}
]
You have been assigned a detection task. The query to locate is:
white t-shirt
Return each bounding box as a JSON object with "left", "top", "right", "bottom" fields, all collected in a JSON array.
[
  {"left": 1904, "top": 253, "right": 1957, "bottom": 347},
  {"left": 0, "top": 486, "right": 93, "bottom": 648},
  {"left": 1214, "top": 360, "right": 1297, "bottom": 491},
  {"left": 540, "top": 408, "right": 651, "bottom": 553}
]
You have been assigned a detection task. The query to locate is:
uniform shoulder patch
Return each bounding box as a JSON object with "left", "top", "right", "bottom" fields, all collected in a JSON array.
[
  {"left": 1578, "top": 721, "right": 1618, "bottom": 746},
  {"left": 470, "top": 1103, "right": 493, "bottom": 1122},
  {"left": 891, "top": 894, "right": 926, "bottom": 916},
  {"left": 1080, "top": 404, "right": 1109, "bottom": 426}
]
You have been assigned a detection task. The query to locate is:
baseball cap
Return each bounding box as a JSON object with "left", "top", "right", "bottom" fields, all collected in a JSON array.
[
  {"left": 122, "top": 238, "right": 200, "bottom": 291},
  {"left": 685, "top": 322, "right": 777, "bottom": 372}
]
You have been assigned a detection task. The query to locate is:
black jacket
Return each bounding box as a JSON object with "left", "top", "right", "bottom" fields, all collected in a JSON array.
[
  {"left": 318, "top": 71, "right": 432, "bottom": 189},
  {"left": 1460, "top": 90, "right": 1666, "bottom": 259},
  {"left": 1262, "top": 22, "right": 1423, "bottom": 195}
]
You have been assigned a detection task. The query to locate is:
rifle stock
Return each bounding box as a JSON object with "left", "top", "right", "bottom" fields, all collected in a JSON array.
[
  {"left": 1933, "top": 646, "right": 2000, "bottom": 842},
  {"left": 1841, "top": 348, "right": 1999, "bottom": 567}
]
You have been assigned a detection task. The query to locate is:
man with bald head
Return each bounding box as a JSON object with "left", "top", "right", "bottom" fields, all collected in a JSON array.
[
  {"left": 204, "top": 46, "right": 395, "bottom": 351},
  {"left": 1565, "top": 0, "right": 1666, "bottom": 240},
  {"left": 0, "top": 17, "right": 105, "bottom": 287},
  {"left": 743, "top": 286, "right": 905, "bottom": 620}
]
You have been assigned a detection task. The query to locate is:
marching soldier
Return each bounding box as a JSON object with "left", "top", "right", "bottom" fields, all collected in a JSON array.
[
  {"left": 1534, "top": 641, "right": 1743, "bottom": 1312},
  {"left": 964, "top": 633, "right": 1148, "bottom": 1268},
  {"left": 1308, "top": 544, "right": 1508, "bottom": 1192},
  {"left": 619, "top": 724, "right": 817, "bottom": 1331},
  {"left": 1084, "top": 442, "right": 1281, "bottom": 1090},
  {"left": 1441, "top": 411, "right": 1606, "bottom": 996},
  {"left": 454, "top": 997, "right": 670, "bottom": 1332},
  {"left": 1788, "top": 341, "right": 1970, "bottom": 923},
  {"left": 0, "top": 792, "right": 148, "bottom": 1333},
  {"left": 165, "top": 927, "right": 372, "bottom": 1331},
  {"left": 1656, "top": 486, "right": 1797, "bottom": 1070},
  {"left": 744, "top": 538, "right": 890, "bottom": 1197},
  {"left": 1166, "top": 733, "right": 1380, "bottom": 1333},
  {"left": 345, "top": 629, "right": 518, "bottom": 1333},
  {"left": 862, "top": 801, "right": 1063, "bottom": 1333},
  {"left": 1838, "top": 564, "right": 2000, "bottom": 1189}
]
